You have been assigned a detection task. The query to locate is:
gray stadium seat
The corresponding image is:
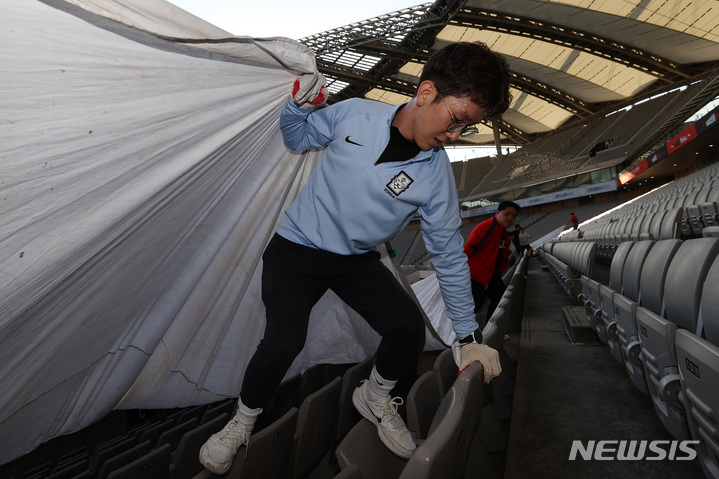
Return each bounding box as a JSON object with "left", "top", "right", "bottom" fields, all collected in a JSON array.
[
  {"left": 451, "top": 362, "right": 485, "bottom": 467},
  {"left": 638, "top": 239, "right": 683, "bottom": 316},
  {"left": 96, "top": 440, "right": 153, "bottom": 479},
  {"left": 674, "top": 329, "right": 719, "bottom": 479},
  {"left": 335, "top": 419, "right": 407, "bottom": 479},
  {"left": 224, "top": 407, "right": 298, "bottom": 479},
  {"left": 579, "top": 276, "right": 604, "bottom": 343},
  {"left": 659, "top": 207, "right": 682, "bottom": 240},
  {"left": 332, "top": 464, "right": 363, "bottom": 479},
  {"left": 609, "top": 241, "right": 634, "bottom": 292},
  {"left": 637, "top": 238, "right": 719, "bottom": 440},
  {"left": 334, "top": 356, "right": 374, "bottom": 447},
  {"left": 613, "top": 240, "right": 655, "bottom": 394},
  {"left": 289, "top": 376, "right": 342, "bottom": 479},
  {"left": 398, "top": 387, "right": 466, "bottom": 479},
  {"left": 200, "top": 398, "right": 235, "bottom": 425},
  {"left": 432, "top": 348, "right": 458, "bottom": 397},
  {"left": 597, "top": 284, "right": 621, "bottom": 364},
  {"left": 155, "top": 417, "right": 198, "bottom": 451},
  {"left": 105, "top": 443, "right": 170, "bottom": 479},
  {"left": 406, "top": 371, "right": 442, "bottom": 441},
  {"left": 171, "top": 412, "right": 229, "bottom": 479}
]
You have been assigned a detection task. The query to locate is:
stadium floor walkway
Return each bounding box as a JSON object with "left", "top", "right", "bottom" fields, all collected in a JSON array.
[{"left": 503, "top": 257, "right": 704, "bottom": 479}]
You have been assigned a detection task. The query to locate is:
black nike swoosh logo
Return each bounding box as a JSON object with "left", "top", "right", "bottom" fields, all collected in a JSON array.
[{"left": 345, "top": 136, "right": 363, "bottom": 147}]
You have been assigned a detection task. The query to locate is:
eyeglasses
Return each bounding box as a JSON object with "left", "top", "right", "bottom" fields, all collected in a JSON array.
[{"left": 436, "top": 88, "right": 479, "bottom": 138}]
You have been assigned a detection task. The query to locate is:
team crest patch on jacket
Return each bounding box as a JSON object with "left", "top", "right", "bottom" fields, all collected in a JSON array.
[{"left": 386, "top": 171, "right": 414, "bottom": 197}]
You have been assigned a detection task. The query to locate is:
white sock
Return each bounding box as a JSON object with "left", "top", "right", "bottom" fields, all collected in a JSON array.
[
  {"left": 233, "top": 398, "right": 262, "bottom": 427},
  {"left": 367, "top": 367, "right": 397, "bottom": 401}
]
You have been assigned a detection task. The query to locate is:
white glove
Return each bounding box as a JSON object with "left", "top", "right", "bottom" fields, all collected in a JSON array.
[
  {"left": 452, "top": 340, "right": 502, "bottom": 383},
  {"left": 291, "top": 73, "right": 328, "bottom": 107}
]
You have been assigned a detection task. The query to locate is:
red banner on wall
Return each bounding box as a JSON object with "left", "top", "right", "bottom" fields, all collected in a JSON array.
[
  {"left": 618, "top": 158, "right": 648, "bottom": 185},
  {"left": 666, "top": 123, "right": 698, "bottom": 154}
]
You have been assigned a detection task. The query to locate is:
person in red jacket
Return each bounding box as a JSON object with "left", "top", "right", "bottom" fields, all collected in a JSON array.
[{"left": 464, "top": 201, "right": 520, "bottom": 324}]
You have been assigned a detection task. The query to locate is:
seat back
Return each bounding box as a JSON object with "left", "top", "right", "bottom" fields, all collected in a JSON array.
[
  {"left": 621, "top": 240, "right": 655, "bottom": 303},
  {"left": 171, "top": 412, "right": 229, "bottom": 479},
  {"left": 335, "top": 420, "right": 407, "bottom": 479},
  {"left": 432, "top": 348, "right": 458, "bottom": 397},
  {"left": 639, "top": 239, "right": 683, "bottom": 315},
  {"left": 701, "top": 256, "right": 719, "bottom": 345},
  {"left": 399, "top": 388, "right": 466, "bottom": 479},
  {"left": 155, "top": 417, "right": 198, "bottom": 451},
  {"left": 659, "top": 207, "right": 682, "bottom": 240},
  {"left": 406, "top": 371, "right": 442, "bottom": 440},
  {"left": 228, "top": 407, "right": 298, "bottom": 479},
  {"left": 335, "top": 356, "right": 374, "bottom": 444},
  {"left": 663, "top": 238, "right": 719, "bottom": 332},
  {"left": 290, "top": 376, "right": 342, "bottom": 479},
  {"left": 609, "top": 241, "right": 634, "bottom": 292},
  {"left": 450, "top": 362, "right": 485, "bottom": 466},
  {"left": 105, "top": 443, "right": 171, "bottom": 479},
  {"left": 675, "top": 329, "right": 719, "bottom": 479},
  {"left": 96, "top": 441, "right": 153, "bottom": 479}
]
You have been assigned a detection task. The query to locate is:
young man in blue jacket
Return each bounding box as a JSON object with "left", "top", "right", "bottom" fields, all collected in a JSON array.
[{"left": 200, "top": 41, "right": 512, "bottom": 474}]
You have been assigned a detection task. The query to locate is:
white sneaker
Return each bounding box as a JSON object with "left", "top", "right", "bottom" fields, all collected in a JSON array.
[
  {"left": 199, "top": 419, "right": 251, "bottom": 475},
  {"left": 352, "top": 381, "right": 416, "bottom": 458}
]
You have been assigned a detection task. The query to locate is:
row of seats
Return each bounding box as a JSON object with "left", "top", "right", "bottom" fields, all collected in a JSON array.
[
  {"left": 578, "top": 238, "right": 719, "bottom": 479},
  {"left": 333, "top": 255, "right": 528, "bottom": 479},
  {"left": 557, "top": 163, "right": 719, "bottom": 253},
  {"left": 11, "top": 257, "right": 530, "bottom": 479},
  {"left": 537, "top": 241, "right": 596, "bottom": 299}
]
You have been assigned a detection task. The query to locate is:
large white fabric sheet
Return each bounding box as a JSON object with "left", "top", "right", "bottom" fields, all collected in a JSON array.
[{"left": 0, "top": 0, "right": 452, "bottom": 464}]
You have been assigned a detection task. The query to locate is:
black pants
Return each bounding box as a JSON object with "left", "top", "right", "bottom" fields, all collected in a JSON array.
[
  {"left": 240, "top": 234, "right": 426, "bottom": 409},
  {"left": 471, "top": 272, "right": 506, "bottom": 328}
]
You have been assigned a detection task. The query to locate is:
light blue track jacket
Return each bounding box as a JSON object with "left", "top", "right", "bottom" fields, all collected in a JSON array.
[{"left": 278, "top": 97, "right": 478, "bottom": 338}]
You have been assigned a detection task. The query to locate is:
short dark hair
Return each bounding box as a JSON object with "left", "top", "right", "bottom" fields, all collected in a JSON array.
[
  {"left": 419, "top": 42, "right": 512, "bottom": 118},
  {"left": 497, "top": 200, "right": 521, "bottom": 212}
]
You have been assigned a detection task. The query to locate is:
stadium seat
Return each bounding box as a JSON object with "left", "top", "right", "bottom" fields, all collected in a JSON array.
[
  {"left": 451, "top": 362, "right": 485, "bottom": 467},
  {"left": 224, "top": 407, "right": 298, "bottom": 479},
  {"left": 659, "top": 207, "right": 683, "bottom": 240},
  {"left": 597, "top": 284, "right": 622, "bottom": 364},
  {"left": 200, "top": 398, "right": 235, "bottom": 425},
  {"left": 155, "top": 417, "right": 198, "bottom": 451},
  {"left": 613, "top": 240, "right": 655, "bottom": 394},
  {"left": 674, "top": 330, "right": 719, "bottom": 479},
  {"left": 96, "top": 440, "right": 153, "bottom": 479},
  {"left": 432, "top": 348, "right": 458, "bottom": 397},
  {"left": 335, "top": 419, "right": 407, "bottom": 479},
  {"left": 637, "top": 238, "right": 719, "bottom": 440},
  {"left": 171, "top": 413, "right": 229, "bottom": 479},
  {"left": 289, "top": 376, "right": 342, "bottom": 479},
  {"left": 406, "top": 370, "right": 442, "bottom": 441},
  {"left": 332, "top": 464, "right": 363, "bottom": 479},
  {"left": 579, "top": 276, "right": 605, "bottom": 343},
  {"left": 91, "top": 436, "right": 137, "bottom": 477},
  {"left": 334, "top": 356, "right": 374, "bottom": 448},
  {"left": 398, "top": 387, "right": 466, "bottom": 479},
  {"left": 638, "top": 239, "right": 683, "bottom": 317},
  {"left": 105, "top": 443, "right": 171, "bottom": 479}
]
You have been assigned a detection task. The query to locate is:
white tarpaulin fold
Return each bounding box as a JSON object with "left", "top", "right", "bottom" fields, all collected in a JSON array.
[{"left": 0, "top": 0, "right": 450, "bottom": 464}]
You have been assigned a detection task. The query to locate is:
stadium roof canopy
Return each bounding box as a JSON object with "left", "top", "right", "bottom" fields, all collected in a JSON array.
[{"left": 301, "top": 0, "right": 719, "bottom": 147}]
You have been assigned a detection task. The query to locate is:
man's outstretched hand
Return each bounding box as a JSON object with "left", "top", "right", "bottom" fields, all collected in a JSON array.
[
  {"left": 452, "top": 341, "right": 502, "bottom": 383},
  {"left": 292, "top": 73, "right": 327, "bottom": 108}
]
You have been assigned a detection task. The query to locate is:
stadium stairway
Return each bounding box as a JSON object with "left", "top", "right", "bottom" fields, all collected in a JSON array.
[{"left": 504, "top": 256, "right": 705, "bottom": 478}]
